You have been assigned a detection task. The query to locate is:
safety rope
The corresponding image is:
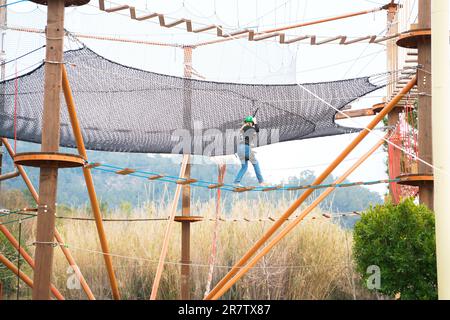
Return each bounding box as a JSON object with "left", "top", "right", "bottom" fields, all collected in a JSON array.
[
  {"left": 10, "top": 208, "right": 360, "bottom": 223},
  {"left": 27, "top": 241, "right": 353, "bottom": 270},
  {"left": 0, "top": 0, "right": 29, "bottom": 8},
  {"left": 0, "top": 209, "right": 37, "bottom": 225}
]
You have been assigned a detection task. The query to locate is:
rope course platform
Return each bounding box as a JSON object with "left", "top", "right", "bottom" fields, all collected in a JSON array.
[
  {"left": 13, "top": 152, "right": 86, "bottom": 168},
  {"left": 88, "top": 162, "right": 400, "bottom": 193},
  {"left": 395, "top": 173, "right": 434, "bottom": 187},
  {"left": 30, "top": 0, "right": 90, "bottom": 6},
  {"left": 174, "top": 216, "right": 204, "bottom": 223},
  {"left": 396, "top": 28, "right": 432, "bottom": 49}
]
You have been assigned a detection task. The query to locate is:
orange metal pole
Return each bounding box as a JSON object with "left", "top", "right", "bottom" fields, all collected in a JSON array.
[
  {"left": 1, "top": 138, "right": 39, "bottom": 201},
  {"left": 264, "top": 7, "right": 384, "bottom": 34},
  {"left": 0, "top": 137, "right": 95, "bottom": 300},
  {"left": 61, "top": 66, "right": 120, "bottom": 300},
  {"left": 194, "top": 6, "right": 386, "bottom": 47},
  {"left": 53, "top": 231, "right": 95, "bottom": 300},
  {"left": 150, "top": 154, "right": 190, "bottom": 300},
  {"left": 209, "top": 134, "right": 388, "bottom": 299},
  {"left": 0, "top": 224, "right": 65, "bottom": 300},
  {"left": 205, "top": 76, "right": 417, "bottom": 299},
  {"left": 0, "top": 253, "right": 34, "bottom": 291}
]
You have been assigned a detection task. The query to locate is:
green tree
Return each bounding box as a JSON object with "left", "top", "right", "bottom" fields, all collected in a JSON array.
[{"left": 353, "top": 198, "right": 437, "bottom": 299}]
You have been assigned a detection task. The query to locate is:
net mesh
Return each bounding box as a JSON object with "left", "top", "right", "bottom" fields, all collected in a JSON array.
[{"left": 0, "top": 46, "right": 381, "bottom": 156}]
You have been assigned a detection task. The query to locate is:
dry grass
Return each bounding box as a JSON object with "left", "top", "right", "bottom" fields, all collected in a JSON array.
[{"left": 1, "top": 194, "right": 376, "bottom": 300}]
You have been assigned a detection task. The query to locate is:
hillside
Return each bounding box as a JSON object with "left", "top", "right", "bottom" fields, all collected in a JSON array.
[{"left": 1, "top": 142, "right": 382, "bottom": 213}]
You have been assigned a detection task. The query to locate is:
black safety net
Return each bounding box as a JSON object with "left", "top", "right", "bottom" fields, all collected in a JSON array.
[{"left": 0, "top": 46, "right": 381, "bottom": 156}]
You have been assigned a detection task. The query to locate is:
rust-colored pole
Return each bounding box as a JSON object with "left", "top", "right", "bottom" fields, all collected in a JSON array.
[
  {"left": 209, "top": 135, "right": 388, "bottom": 299},
  {"left": 150, "top": 154, "right": 189, "bottom": 300},
  {"left": 0, "top": 224, "right": 65, "bottom": 300},
  {"left": 0, "top": 224, "right": 64, "bottom": 300},
  {"left": 1, "top": 137, "right": 95, "bottom": 300},
  {"left": 61, "top": 65, "right": 120, "bottom": 300},
  {"left": 1, "top": 139, "right": 39, "bottom": 201},
  {"left": 0, "top": 170, "right": 19, "bottom": 181},
  {"left": 0, "top": 253, "right": 34, "bottom": 294},
  {"left": 205, "top": 76, "right": 417, "bottom": 299},
  {"left": 53, "top": 231, "right": 95, "bottom": 300}
]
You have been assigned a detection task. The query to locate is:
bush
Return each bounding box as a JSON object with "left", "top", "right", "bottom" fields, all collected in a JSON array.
[{"left": 353, "top": 198, "right": 437, "bottom": 299}]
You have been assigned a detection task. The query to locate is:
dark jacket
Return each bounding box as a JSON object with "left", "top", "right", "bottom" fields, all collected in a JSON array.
[{"left": 242, "top": 123, "right": 259, "bottom": 146}]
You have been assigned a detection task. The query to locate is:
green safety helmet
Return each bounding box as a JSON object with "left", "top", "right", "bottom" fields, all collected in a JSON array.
[{"left": 244, "top": 116, "right": 254, "bottom": 123}]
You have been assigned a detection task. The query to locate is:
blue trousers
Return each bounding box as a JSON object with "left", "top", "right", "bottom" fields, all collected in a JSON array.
[{"left": 234, "top": 144, "right": 264, "bottom": 184}]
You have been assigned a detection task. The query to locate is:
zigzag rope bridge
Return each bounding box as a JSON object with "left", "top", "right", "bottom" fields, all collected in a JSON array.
[
  {"left": 95, "top": 0, "right": 401, "bottom": 47},
  {"left": 88, "top": 162, "right": 400, "bottom": 193}
]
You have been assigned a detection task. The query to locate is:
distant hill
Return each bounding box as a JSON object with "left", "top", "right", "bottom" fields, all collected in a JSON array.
[{"left": 1, "top": 142, "right": 382, "bottom": 212}]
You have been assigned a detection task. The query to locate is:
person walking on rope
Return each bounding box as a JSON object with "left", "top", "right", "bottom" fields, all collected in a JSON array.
[{"left": 233, "top": 116, "right": 266, "bottom": 186}]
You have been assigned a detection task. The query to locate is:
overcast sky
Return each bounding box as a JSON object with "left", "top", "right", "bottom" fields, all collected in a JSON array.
[{"left": 4, "top": 0, "right": 429, "bottom": 195}]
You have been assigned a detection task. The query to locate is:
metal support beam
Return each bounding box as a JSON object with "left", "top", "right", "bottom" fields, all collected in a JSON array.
[
  {"left": 61, "top": 66, "right": 119, "bottom": 300},
  {"left": 0, "top": 170, "right": 19, "bottom": 182},
  {"left": 205, "top": 76, "right": 417, "bottom": 300},
  {"left": 0, "top": 224, "right": 65, "bottom": 300},
  {"left": 150, "top": 154, "right": 190, "bottom": 300},
  {"left": 209, "top": 134, "right": 388, "bottom": 299}
]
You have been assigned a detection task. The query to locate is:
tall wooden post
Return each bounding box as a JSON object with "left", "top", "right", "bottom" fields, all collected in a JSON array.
[
  {"left": 181, "top": 46, "right": 192, "bottom": 300},
  {"left": 0, "top": 0, "right": 6, "bottom": 191},
  {"left": 417, "top": 0, "right": 433, "bottom": 209},
  {"left": 32, "top": 0, "right": 65, "bottom": 300},
  {"left": 386, "top": 2, "right": 400, "bottom": 201}
]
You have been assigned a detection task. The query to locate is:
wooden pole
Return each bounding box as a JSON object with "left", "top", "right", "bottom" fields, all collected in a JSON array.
[
  {"left": 61, "top": 66, "right": 119, "bottom": 300},
  {"left": 417, "top": 0, "right": 433, "bottom": 209},
  {"left": 205, "top": 76, "right": 417, "bottom": 300},
  {"left": 180, "top": 46, "right": 192, "bottom": 300},
  {"left": 431, "top": 0, "right": 450, "bottom": 299},
  {"left": 150, "top": 154, "right": 189, "bottom": 300},
  {"left": 32, "top": 0, "right": 65, "bottom": 300},
  {"left": 0, "top": 224, "right": 65, "bottom": 300},
  {"left": 180, "top": 159, "right": 191, "bottom": 299},
  {"left": 0, "top": 137, "right": 95, "bottom": 300},
  {"left": 0, "top": 253, "right": 34, "bottom": 293},
  {"left": 209, "top": 134, "right": 388, "bottom": 299}
]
